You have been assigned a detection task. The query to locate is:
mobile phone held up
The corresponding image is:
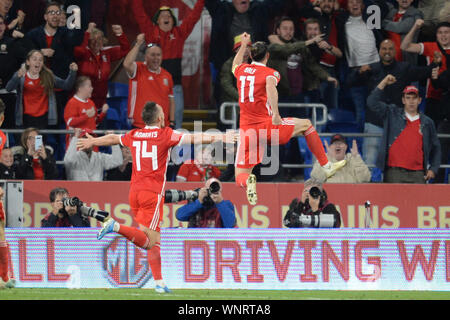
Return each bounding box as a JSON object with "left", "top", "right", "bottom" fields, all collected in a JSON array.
[{"left": 35, "top": 135, "right": 43, "bottom": 150}]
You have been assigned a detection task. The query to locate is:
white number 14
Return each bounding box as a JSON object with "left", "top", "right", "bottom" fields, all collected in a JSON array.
[{"left": 133, "top": 141, "right": 158, "bottom": 171}]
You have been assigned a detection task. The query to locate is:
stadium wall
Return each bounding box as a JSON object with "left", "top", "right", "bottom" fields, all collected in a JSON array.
[
  {"left": 4, "top": 228, "right": 450, "bottom": 290},
  {"left": 20, "top": 181, "right": 450, "bottom": 228}
]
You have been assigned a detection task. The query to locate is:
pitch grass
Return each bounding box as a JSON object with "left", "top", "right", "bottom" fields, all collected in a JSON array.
[{"left": 1, "top": 288, "right": 450, "bottom": 300}]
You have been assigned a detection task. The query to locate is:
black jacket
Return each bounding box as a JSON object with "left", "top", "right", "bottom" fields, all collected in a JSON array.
[
  {"left": 205, "top": 0, "right": 286, "bottom": 73},
  {"left": 41, "top": 210, "right": 90, "bottom": 228},
  {"left": 347, "top": 60, "right": 436, "bottom": 126},
  {"left": 0, "top": 36, "right": 28, "bottom": 89},
  {"left": 284, "top": 196, "right": 341, "bottom": 228},
  {"left": 14, "top": 146, "right": 59, "bottom": 180},
  {"left": 0, "top": 163, "right": 17, "bottom": 179},
  {"left": 431, "top": 70, "right": 450, "bottom": 120},
  {"left": 25, "top": 25, "right": 83, "bottom": 79}
]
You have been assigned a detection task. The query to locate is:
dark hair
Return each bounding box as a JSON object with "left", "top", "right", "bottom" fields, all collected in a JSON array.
[
  {"left": 0, "top": 99, "right": 5, "bottom": 116},
  {"left": 436, "top": 22, "right": 450, "bottom": 32},
  {"left": 274, "top": 16, "right": 294, "bottom": 33},
  {"left": 304, "top": 18, "right": 321, "bottom": 29},
  {"left": 45, "top": 2, "right": 62, "bottom": 13},
  {"left": 49, "top": 187, "right": 68, "bottom": 202},
  {"left": 74, "top": 76, "right": 90, "bottom": 93},
  {"left": 142, "top": 101, "right": 159, "bottom": 125},
  {"left": 250, "top": 41, "right": 268, "bottom": 62}
]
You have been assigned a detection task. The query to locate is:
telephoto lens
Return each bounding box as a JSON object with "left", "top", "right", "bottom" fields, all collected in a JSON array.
[
  {"left": 209, "top": 181, "right": 220, "bottom": 194},
  {"left": 309, "top": 187, "right": 321, "bottom": 199}
]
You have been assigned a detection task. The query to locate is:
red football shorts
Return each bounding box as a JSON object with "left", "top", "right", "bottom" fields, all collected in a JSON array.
[
  {"left": 236, "top": 118, "right": 295, "bottom": 169},
  {"left": 129, "top": 190, "right": 163, "bottom": 232}
]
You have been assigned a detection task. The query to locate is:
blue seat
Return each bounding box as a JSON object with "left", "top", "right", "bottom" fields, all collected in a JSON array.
[
  {"left": 326, "top": 109, "right": 359, "bottom": 133},
  {"left": 108, "top": 82, "right": 129, "bottom": 98},
  {"left": 106, "top": 97, "right": 128, "bottom": 129}
]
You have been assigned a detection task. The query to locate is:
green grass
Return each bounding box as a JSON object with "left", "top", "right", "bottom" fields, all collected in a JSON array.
[{"left": 1, "top": 288, "right": 450, "bottom": 300}]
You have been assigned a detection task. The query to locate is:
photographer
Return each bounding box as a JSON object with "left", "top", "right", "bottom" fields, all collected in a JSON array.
[
  {"left": 284, "top": 178, "right": 341, "bottom": 228},
  {"left": 41, "top": 187, "right": 90, "bottom": 228},
  {"left": 175, "top": 178, "right": 236, "bottom": 228}
]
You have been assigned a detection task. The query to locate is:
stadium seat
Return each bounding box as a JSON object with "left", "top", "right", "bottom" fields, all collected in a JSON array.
[
  {"left": 105, "top": 108, "right": 121, "bottom": 130},
  {"left": 106, "top": 97, "right": 128, "bottom": 129},
  {"left": 325, "top": 109, "right": 359, "bottom": 133},
  {"left": 107, "top": 82, "right": 129, "bottom": 98}
]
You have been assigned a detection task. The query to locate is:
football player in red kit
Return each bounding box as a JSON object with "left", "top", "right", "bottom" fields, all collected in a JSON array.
[
  {"left": 0, "top": 99, "right": 15, "bottom": 289},
  {"left": 77, "top": 101, "right": 237, "bottom": 293},
  {"left": 232, "top": 33, "right": 346, "bottom": 205}
]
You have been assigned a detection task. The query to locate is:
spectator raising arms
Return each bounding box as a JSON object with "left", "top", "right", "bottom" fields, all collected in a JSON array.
[
  {"left": 74, "top": 22, "right": 130, "bottom": 109},
  {"left": 130, "top": 0, "right": 205, "bottom": 129},
  {"left": 64, "top": 76, "right": 108, "bottom": 133},
  {"left": 6, "top": 50, "right": 77, "bottom": 129},
  {"left": 13, "top": 127, "right": 59, "bottom": 180}
]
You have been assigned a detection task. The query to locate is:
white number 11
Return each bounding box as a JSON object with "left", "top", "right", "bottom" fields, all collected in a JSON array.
[{"left": 239, "top": 75, "right": 255, "bottom": 103}]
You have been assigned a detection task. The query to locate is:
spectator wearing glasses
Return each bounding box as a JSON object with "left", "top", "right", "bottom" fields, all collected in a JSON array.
[
  {"left": 123, "top": 34, "right": 175, "bottom": 129},
  {"left": 130, "top": 0, "right": 205, "bottom": 129}
]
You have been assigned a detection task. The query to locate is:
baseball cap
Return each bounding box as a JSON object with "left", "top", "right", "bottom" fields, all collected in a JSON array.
[
  {"left": 403, "top": 85, "right": 419, "bottom": 95},
  {"left": 233, "top": 34, "right": 252, "bottom": 51},
  {"left": 330, "top": 133, "right": 346, "bottom": 145}
]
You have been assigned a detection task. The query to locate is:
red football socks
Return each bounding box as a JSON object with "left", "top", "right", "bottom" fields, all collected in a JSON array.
[
  {"left": 0, "top": 241, "right": 8, "bottom": 282},
  {"left": 117, "top": 225, "right": 149, "bottom": 249},
  {"left": 147, "top": 242, "right": 162, "bottom": 281},
  {"left": 236, "top": 173, "right": 250, "bottom": 188},
  {"left": 304, "top": 125, "right": 328, "bottom": 166}
]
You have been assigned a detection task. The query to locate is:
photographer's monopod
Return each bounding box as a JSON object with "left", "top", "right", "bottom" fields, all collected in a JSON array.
[{"left": 364, "top": 201, "right": 371, "bottom": 228}]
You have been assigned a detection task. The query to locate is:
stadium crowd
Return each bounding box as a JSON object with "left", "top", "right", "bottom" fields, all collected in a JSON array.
[{"left": 0, "top": 0, "right": 449, "bottom": 184}]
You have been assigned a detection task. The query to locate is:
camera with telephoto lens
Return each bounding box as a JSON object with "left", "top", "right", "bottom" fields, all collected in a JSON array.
[
  {"left": 62, "top": 197, "right": 109, "bottom": 222},
  {"left": 309, "top": 186, "right": 321, "bottom": 199},
  {"left": 164, "top": 189, "right": 199, "bottom": 203}
]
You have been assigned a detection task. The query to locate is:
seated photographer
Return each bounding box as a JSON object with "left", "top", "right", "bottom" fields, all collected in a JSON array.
[
  {"left": 175, "top": 178, "right": 236, "bottom": 228},
  {"left": 41, "top": 187, "right": 91, "bottom": 228},
  {"left": 41, "top": 187, "right": 110, "bottom": 228},
  {"left": 283, "top": 178, "right": 341, "bottom": 228}
]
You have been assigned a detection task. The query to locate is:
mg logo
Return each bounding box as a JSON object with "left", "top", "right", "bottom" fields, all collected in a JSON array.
[{"left": 103, "top": 237, "right": 152, "bottom": 288}]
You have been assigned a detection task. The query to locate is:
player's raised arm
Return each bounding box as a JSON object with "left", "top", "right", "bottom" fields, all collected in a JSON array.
[
  {"left": 77, "top": 133, "right": 121, "bottom": 150},
  {"left": 266, "top": 76, "right": 282, "bottom": 125},
  {"left": 232, "top": 32, "right": 251, "bottom": 74},
  {"left": 181, "top": 130, "right": 239, "bottom": 145}
]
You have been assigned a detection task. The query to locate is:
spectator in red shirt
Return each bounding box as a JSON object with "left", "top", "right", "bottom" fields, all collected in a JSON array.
[
  {"left": 367, "top": 76, "right": 441, "bottom": 183},
  {"left": 5, "top": 49, "right": 78, "bottom": 129},
  {"left": 130, "top": 0, "right": 205, "bottom": 129},
  {"left": 123, "top": 33, "right": 175, "bottom": 129},
  {"left": 74, "top": 22, "right": 130, "bottom": 109},
  {"left": 64, "top": 76, "right": 108, "bottom": 132},
  {"left": 382, "top": 0, "right": 423, "bottom": 65},
  {"left": 176, "top": 145, "right": 221, "bottom": 182},
  {"left": 401, "top": 20, "right": 450, "bottom": 128}
]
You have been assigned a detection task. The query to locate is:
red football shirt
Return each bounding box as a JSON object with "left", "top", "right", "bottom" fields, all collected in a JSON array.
[
  {"left": 120, "top": 126, "right": 185, "bottom": 195},
  {"left": 128, "top": 62, "right": 174, "bottom": 128},
  {"left": 176, "top": 160, "right": 221, "bottom": 182},
  {"left": 420, "top": 42, "right": 450, "bottom": 100},
  {"left": 388, "top": 116, "right": 423, "bottom": 171},
  {"left": 233, "top": 62, "right": 281, "bottom": 127},
  {"left": 23, "top": 74, "right": 49, "bottom": 117},
  {"left": 64, "top": 95, "right": 98, "bottom": 130}
]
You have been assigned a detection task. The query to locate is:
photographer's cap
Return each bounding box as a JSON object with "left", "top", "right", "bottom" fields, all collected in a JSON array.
[{"left": 330, "top": 133, "right": 346, "bottom": 145}]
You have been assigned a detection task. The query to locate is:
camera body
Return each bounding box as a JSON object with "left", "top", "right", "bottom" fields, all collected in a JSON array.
[
  {"left": 61, "top": 196, "right": 109, "bottom": 222},
  {"left": 165, "top": 181, "right": 221, "bottom": 208}
]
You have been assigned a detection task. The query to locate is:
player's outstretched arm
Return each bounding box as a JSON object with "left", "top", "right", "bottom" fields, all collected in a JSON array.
[
  {"left": 77, "top": 133, "right": 121, "bottom": 150},
  {"left": 181, "top": 131, "right": 239, "bottom": 145}
]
